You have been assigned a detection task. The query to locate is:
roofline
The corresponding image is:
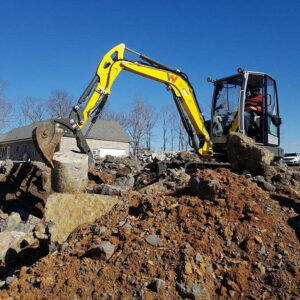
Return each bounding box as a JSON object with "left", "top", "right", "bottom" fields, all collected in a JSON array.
[
  {"left": 62, "top": 135, "right": 131, "bottom": 143},
  {"left": 0, "top": 136, "right": 131, "bottom": 145},
  {"left": 0, "top": 138, "right": 33, "bottom": 145}
]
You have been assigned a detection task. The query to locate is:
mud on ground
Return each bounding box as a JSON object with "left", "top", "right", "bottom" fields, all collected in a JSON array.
[{"left": 0, "top": 167, "right": 299, "bottom": 300}]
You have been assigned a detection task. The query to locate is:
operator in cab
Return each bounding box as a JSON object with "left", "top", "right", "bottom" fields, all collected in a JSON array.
[{"left": 244, "top": 87, "right": 262, "bottom": 135}]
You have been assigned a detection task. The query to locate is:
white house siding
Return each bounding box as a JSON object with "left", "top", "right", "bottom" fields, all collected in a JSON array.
[
  {"left": 59, "top": 137, "right": 130, "bottom": 157},
  {"left": 0, "top": 137, "right": 129, "bottom": 161}
]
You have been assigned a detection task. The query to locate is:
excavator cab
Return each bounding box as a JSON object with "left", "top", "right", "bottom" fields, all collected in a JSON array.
[{"left": 209, "top": 69, "right": 283, "bottom": 158}]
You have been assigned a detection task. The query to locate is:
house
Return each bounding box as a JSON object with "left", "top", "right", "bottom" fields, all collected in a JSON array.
[{"left": 0, "top": 120, "right": 130, "bottom": 161}]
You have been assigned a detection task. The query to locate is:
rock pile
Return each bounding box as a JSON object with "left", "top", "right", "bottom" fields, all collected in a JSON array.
[{"left": 0, "top": 148, "right": 299, "bottom": 299}]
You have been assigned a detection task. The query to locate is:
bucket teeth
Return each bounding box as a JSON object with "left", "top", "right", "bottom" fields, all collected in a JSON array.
[{"left": 32, "top": 121, "right": 63, "bottom": 168}]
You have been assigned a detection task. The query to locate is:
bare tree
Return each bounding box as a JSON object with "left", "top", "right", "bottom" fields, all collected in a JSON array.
[
  {"left": 168, "top": 106, "right": 179, "bottom": 151},
  {"left": 161, "top": 106, "right": 169, "bottom": 151},
  {"left": 0, "top": 80, "right": 12, "bottom": 132},
  {"left": 100, "top": 109, "right": 129, "bottom": 129},
  {"left": 100, "top": 95, "right": 158, "bottom": 154},
  {"left": 47, "top": 89, "right": 73, "bottom": 118},
  {"left": 178, "top": 118, "right": 185, "bottom": 151},
  {"left": 144, "top": 104, "right": 158, "bottom": 150},
  {"left": 183, "top": 127, "right": 190, "bottom": 150},
  {"left": 20, "top": 97, "right": 47, "bottom": 125},
  {"left": 126, "top": 96, "right": 148, "bottom": 155}
]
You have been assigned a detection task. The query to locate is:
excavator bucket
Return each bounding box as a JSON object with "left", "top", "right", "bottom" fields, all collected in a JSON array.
[{"left": 32, "top": 121, "right": 63, "bottom": 168}]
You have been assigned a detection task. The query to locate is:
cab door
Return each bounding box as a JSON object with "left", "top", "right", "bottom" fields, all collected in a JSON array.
[{"left": 265, "top": 76, "right": 281, "bottom": 146}]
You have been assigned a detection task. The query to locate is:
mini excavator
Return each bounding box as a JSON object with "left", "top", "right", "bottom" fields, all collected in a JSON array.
[{"left": 32, "top": 43, "right": 283, "bottom": 168}]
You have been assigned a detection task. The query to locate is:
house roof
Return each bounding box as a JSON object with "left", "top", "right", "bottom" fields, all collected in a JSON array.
[{"left": 0, "top": 119, "right": 130, "bottom": 144}]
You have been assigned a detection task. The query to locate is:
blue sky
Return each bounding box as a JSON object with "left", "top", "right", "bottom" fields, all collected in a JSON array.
[{"left": 0, "top": 0, "right": 299, "bottom": 152}]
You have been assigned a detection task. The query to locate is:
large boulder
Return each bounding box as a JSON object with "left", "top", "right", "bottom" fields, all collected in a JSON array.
[
  {"left": 44, "top": 193, "right": 118, "bottom": 244},
  {"left": 227, "top": 132, "right": 274, "bottom": 175},
  {"left": 0, "top": 230, "right": 35, "bottom": 263},
  {"left": 51, "top": 152, "right": 88, "bottom": 193}
]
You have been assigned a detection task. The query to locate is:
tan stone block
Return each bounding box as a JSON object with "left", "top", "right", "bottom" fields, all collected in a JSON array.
[{"left": 44, "top": 193, "right": 118, "bottom": 244}]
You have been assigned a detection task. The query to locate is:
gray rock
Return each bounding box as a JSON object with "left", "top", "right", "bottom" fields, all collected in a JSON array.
[
  {"left": 98, "top": 226, "right": 107, "bottom": 234},
  {"left": 118, "top": 220, "right": 132, "bottom": 229},
  {"left": 6, "top": 213, "right": 22, "bottom": 232},
  {"left": 208, "top": 179, "right": 219, "bottom": 188},
  {"left": 85, "top": 241, "right": 115, "bottom": 261},
  {"left": 101, "top": 184, "right": 126, "bottom": 196},
  {"left": 104, "top": 155, "right": 115, "bottom": 163},
  {"left": 147, "top": 279, "right": 165, "bottom": 292},
  {"left": 154, "top": 161, "right": 167, "bottom": 175},
  {"left": 224, "top": 240, "right": 231, "bottom": 246},
  {"left": 259, "top": 244, "right": 267, "bottom": 256},
  {"left": 177, "top": 281, "right": 211, "bottom": 300},
  {"left": 5, "top": 276, "right": 15, "bottom": 285},
  {"left": 252, "top": 175, "right": 265, "bottom": 183},
  {"left": 207, "top": 264, "right": 214, "bottom": 273},
  {"left": 151, "top": 152, "right": 166, "bottom": 161},
  {"left": 253, "top": 179, "right": 276, "bottom": 192},
  {"left": 276, "top": 260, "right": 283, "bottom": 269},
  {"left": 145, "top": 234, "right": 164, "bottom": 247},
  {"left": 0, "top": 222, "right": 6, "bottom": 232},
  {"left": 189, "top": 175, "right": 220, "bottom": 201},
  {"left": 86, "top": 184, "right": 96, "bottom": 193},
  {"left": 14, "top": 223, "right": 33, "bottom": 234},
  {"left": 0, "top": 159, "right": 13, "bottom": 175},
  {"left": 91, "top": 291, "right": 100, "bottom": 299},
  {"left": 114, "top": 174, "right": 134, "bottom": 188},
  {"left": 28, "top": 215, "right": 41, "bottom": 225},
  {"left": 195, "top": 253, "right": 203, "bottom": 263},
  {"left": 61, "top": 242, "right": 69, "bottom": 251}
]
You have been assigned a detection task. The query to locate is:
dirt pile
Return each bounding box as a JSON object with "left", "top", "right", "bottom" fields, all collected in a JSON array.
[{"left": 0, "top": 166, "right": 299, "bottom": 299}]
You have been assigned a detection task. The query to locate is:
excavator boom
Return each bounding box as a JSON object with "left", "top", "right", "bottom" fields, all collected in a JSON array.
[{"left": 33, "top": 44, "right": 213, "bottom": 167}]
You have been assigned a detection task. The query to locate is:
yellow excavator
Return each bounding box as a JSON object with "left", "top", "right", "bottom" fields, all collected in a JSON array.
[{"left": 32, "top": 43, "right": 283, "bottom": 167}]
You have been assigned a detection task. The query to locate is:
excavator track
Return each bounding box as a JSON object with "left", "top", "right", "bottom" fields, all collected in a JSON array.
[{"left": 184, "top": 159, "right": 231, "bottom": 172}]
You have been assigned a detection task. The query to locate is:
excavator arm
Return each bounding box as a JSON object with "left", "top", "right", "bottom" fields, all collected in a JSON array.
[{"left": 33, "top": 44, "right": 213, "bottom": 168}]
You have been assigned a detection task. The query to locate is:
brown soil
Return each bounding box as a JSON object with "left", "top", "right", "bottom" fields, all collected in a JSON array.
[
  {"left": 1, "top": 168, "right": 299, "bottom": 299},
  {"left": 88, "top": 169, "right": 116, "bottom": 184}
]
